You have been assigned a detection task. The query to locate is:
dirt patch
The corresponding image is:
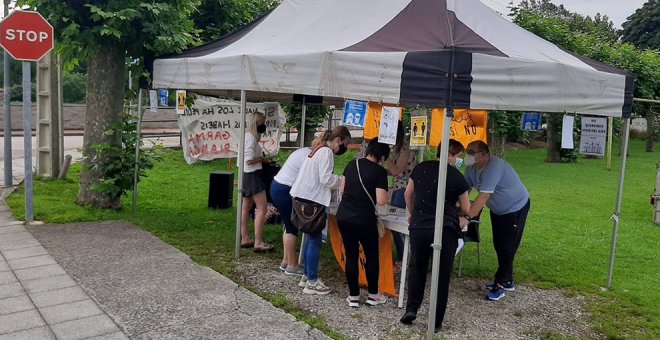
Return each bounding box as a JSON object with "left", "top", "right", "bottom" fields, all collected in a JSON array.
[{"left": 234, "top": 256, "right": 598, "bottom": 339}]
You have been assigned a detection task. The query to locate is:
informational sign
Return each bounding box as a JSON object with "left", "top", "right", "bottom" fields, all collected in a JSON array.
[
  {"left": 149, "top": 90, "right": 158, "bottom": 112},
  {"left": 379, "top": 106, "right": 401, "bottom": 145},
  {"left": 429, "top": 108, "right": 487, "bottom": 148},
  {"left": 0, "top": 11, "right": 53, "bottom": 61},
  {"left": 521, "top": 112, "right": 542, "bottom": 132},
  {"left": 410, "top": 116, "right": 427, "bottom": 147},
  {"left": 342, "top": 100, "right": 367, "bottom": 127},
  {"left": 177, "top": 96, "right": 285, "bottom": 164},
  {"left": 175, "top": 90, "right": 186, "bottom": 114},
  {"left": 159, "top": 89, "right": 169, "bottom": 106},
  {"left": 364, "top": 103, "right": 403, "bottom": 139},
  {"left": 579, "top": 116, "right": 607, "bottom": 156},
  {"left": 561, "top": 115, "right": 574, "bottom": 149}
]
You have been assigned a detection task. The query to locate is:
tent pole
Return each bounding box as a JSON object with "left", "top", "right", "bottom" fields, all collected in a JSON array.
[
  {"left": 300, "top": 96, "right": 307, "bottom": 147},
  {"left": 132, "top": 88, "right": 144, "bottom": 214},
  {"left": 427, "top": 107, "right": 453, "bottom": 338},
  {"left": 607, "top": 117, "right": 630, "bottom": 289},
  {"left": 235, "top": 90, "right": 247, "bottom": 259}
]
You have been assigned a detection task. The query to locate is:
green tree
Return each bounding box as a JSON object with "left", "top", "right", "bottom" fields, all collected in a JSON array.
[
  {"left": 283, "top": 104, "right": 331, "bottom": 146},
  {"left": 511, "top": 0, "right": 660, "bottom": 155},
  {"left": 195, "top": 0, "right": 278, "bottom": 42},
  {"left": 621, "top": 0, "right": 660, "bottom": 50},
  {"left": 18, "top": 0, "right": 199, "bottom": 208}
]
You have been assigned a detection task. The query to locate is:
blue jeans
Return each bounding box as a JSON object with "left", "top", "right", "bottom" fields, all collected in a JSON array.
[
  {"left": 270, "top": 180, "right": 297, "bottom": 236},
  {"left": 303, "top": 229, "right": 323, "bottom": 282}
]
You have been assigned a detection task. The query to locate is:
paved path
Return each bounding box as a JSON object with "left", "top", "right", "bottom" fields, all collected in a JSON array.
[{"left": 0, "top": 135, "right": 329, "bottom": 339}]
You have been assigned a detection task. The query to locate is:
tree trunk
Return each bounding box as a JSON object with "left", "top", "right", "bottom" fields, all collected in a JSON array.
[
  {"left": 487, "top": 114, "right": 506, "bottom": 158},
  {"left": 646, "top": 110, "right": 656, "bottom": 152},
  {"left": 546, "top": 113, "right": 561, "bottom": 163},
  {"left": 76, "top": 48, "right": 125, "bottom": 208}
]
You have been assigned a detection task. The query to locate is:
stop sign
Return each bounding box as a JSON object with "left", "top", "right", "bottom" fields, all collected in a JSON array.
[{"left": 0, "top": 10, "right": 53, "bottom": 61}]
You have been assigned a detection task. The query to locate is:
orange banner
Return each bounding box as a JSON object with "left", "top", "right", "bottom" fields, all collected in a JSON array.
[
  {"left": 328, "top": 215, "right": 397, "bottom": 297},
  {"left": 429, "top": 108, "right": 488, "bottom": 148},
  {"left": 363, "top": 103, "right": 403, "bottom": 140}
]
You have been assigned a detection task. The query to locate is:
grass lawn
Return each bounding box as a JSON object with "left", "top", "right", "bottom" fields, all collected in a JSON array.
[{"left": 6, "top": 139, "right": 659, "bottom": 339}]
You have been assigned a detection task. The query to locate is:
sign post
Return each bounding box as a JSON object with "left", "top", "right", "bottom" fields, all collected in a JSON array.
[{"left": 0, "top": 10, "right": 54, "bottom": 222}]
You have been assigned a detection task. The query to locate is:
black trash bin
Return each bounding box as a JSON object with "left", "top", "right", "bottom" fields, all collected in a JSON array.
[{"left": 208, "top": 171, "right": 234, "bottom": 209}]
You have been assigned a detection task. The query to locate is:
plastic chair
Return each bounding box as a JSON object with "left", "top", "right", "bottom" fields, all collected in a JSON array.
[{"left": 457, "top": 216, "right": 481, "bottom": 277}]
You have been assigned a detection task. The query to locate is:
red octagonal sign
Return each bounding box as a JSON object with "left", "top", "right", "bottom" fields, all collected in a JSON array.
[{"left": 0, "top": 10, "right": 53, "bottom": 62}]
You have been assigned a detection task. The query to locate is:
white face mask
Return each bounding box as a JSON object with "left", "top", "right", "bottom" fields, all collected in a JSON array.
[
  {"left": 464, "top": 154, "right": 476, "bottom": 167},
  {"left": 454, "top": 157, "right": 464, "bottom": 169}
]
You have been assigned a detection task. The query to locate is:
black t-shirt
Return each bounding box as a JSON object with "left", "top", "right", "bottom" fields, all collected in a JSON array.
[
  {"left": 409, "top": 160, "right": 470, "bottom": 230},
  {"left": 336, "top": 158, "right": 388, "bottom": 225}
]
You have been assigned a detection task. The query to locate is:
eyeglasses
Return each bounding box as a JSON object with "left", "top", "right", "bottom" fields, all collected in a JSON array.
[{"left": 466, "top": 150, "right": 480, "bottom": 156}]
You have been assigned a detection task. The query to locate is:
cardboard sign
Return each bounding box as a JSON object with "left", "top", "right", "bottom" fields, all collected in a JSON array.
[
  {"left": 342, "top": 100, "right": 367, "bottom": 127},
  {"left": 379, "top": 106, "right": 401, "bottom": 145},
  {"left": 364, "top": 102, "right": 403, "bottom": 139},
  {"left": 177, "top": 96, "right": 286, "bottom": 164},
  {"left": 410, "top": 116, "right": 428, "bottom": 147},
  {"left": 429, "top": 109, "right": 487, "bottom": 148},
  {"left": 579, "top": 116, "right": 607, "bottom": 156},
  {"left": 175, "top": 90, "right": 186, "bottom": 115}
]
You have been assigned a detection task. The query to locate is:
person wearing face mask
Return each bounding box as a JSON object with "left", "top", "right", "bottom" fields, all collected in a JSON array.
[
  {"left": 240, "top": 111, "right": 274, "bottom": 252},
  {"left": 336, "top": 138, "right": 390, "bottom": 307},
  {"left": 290, "top": 125, "right": 351, "bottom": 295},
  {"left": 399, "top": 139, "right": 470, "bottom": 332},
  {"left": 463, "top": 140, "right": 530, "bottom": 301}
]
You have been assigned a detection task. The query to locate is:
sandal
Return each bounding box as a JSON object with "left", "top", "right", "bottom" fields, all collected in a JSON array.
[
  {"left": 240, "top": 241, "right": 255, "bottom": 248},
  {"left": 253, "top": 244, "right": 274, "bottom": 253}
]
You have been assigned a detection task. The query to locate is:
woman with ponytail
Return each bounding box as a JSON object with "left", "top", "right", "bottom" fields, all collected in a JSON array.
[{"left": 290, "top": 125, "right": 351, "bottom": 295}]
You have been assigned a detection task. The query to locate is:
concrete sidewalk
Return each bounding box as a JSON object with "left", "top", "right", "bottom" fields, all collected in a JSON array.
[{"left": 0, "top": 199, "right": 328, "bottom": 339}]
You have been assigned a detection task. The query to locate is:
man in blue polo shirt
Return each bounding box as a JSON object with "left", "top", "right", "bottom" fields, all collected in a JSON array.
[{"left": 463, "top": 141, "right": 531, "bottom": 301}]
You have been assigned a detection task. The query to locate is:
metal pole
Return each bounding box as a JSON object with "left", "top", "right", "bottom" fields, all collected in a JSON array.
[
  {"left": 57, "top": 54, "right": 64, "bottom": 168},
  {"left": 300, "top": 96, "right": 306, "bottom": 147},
  {"left": 235, "top": 90, "right": 247, "bottom": 258},
  {"left": 606, "top": 117, "right": 613, "bottom": 171},
  {"left": 3, "top": 1, "right": 12, "bottom": 187},
  {"left": 606, "top": 117, "right": 630, "bottom": 289},
  {"left": 132, "top": 88, "right": 143, "bottom": 214},
  {"left": 22, "top": 61, "right": 33, "bottom": 222},
  {"left": 426, "top": 107, "right": 452, "bottom": 338}
]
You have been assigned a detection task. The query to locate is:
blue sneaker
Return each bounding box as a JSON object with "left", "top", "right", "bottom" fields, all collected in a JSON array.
[
  {"left": 485, "top": 281, "right": 516, "bottom": 291},
  {"left": 486, "top": 285, "right": 506, "bottom": 301}
]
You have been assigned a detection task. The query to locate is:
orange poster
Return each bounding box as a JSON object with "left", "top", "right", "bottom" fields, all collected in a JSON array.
[
  {"left": 363, "top": 103, "right": 403, "bottom": 140},
  {"left": 429, "top": 108, "right": 487, "bottom": 148},
  {"left": 328, "top": 215, "right": 397, "bottom": 297}
]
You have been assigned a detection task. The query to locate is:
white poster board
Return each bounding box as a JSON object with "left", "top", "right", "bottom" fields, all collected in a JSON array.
[
  {"left": 177, "top": 96, "right": 285, "bottom": 164},
  {"left": 561, "top": 115, "right": 574, "bottom": 149},
  {"left": 149, "top": 90, "right": 158, "bottom": 112},
  {"left": 579, "top": 117, "right": 607, "bottom": 156},
  {"left": 379, "top": 106, "right": 401, "bottom": 145}
]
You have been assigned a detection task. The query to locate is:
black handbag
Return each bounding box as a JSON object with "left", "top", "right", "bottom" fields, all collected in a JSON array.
[{"left": 291, "top": 198, "right": 326, "bottom": 234}]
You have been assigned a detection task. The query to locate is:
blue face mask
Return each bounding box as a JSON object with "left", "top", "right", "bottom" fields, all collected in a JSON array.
[{"left": 454, "top": 157, "right": 464, "bottom": 169}]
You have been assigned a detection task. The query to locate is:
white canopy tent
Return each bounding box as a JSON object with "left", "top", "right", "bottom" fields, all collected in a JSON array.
[{"left": 153, "top": 0, "right": 634, "bottom": 337}]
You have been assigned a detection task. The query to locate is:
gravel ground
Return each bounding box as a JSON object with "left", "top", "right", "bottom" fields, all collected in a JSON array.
[{"left": 234, "top": 256, "right": 599, "bottom": 339}]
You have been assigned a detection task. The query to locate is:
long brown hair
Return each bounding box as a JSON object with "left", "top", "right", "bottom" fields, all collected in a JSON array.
[{"left": 311, "top": 125, "right": 351, "bottom": 148}]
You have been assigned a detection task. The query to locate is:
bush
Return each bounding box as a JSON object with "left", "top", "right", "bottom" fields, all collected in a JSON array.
[
  {"left": 9, "top": 83, "right": 36, "bottom": 102},
  {"left": 62, "top": 71, "right": 86, "bottom": 103}
]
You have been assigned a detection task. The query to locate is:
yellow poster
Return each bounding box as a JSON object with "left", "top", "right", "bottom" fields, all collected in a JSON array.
[
  {"left": 364, "top": 102, "right": 403, "bottom": 140},
  {"left": 328, "top": 215, "right": 397, "bottom": 297},
  {"left": 410, "top": 116, "right": 428, "bottom": 147},
  {"left": 429, "top": 108, "right": 487, "bottom": 148},
  {"left": 176, "top": 90, "right": 186, "bottom": 115}
]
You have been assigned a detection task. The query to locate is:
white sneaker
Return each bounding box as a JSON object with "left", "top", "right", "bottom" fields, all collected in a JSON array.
[
  {"left": 298, "top": 275, "right": 308, "bottom": 288},
  {"left": 346, "top": 296, "right": 360, "bottom": 308},
  {"left": 303, "top": 279, "right": 331, "bottom": 295},
  {"left": 366, "top": 294, "right": 387, "bottom": 306}
]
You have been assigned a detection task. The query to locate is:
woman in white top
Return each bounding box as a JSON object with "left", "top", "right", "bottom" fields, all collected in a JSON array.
[
  {"left": 240, "top": 112, "right": 273, "bottom": 252},
  {"left": 270, "top": 146, "right": 311, "bottom": 275},
  {"left": 290, "top": 125, "right": 351, "bottom": 295}
]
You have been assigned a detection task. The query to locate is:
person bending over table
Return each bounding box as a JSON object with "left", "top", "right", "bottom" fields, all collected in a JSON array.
[
  {"left": 336, "top": 138, "right": 390, "bottom": 307},
  {"left": 463, "top": 140, "right": 531, "bottom": 301},
  {"left": 400, "top": 139, "right": 470, "bottom": 333}
]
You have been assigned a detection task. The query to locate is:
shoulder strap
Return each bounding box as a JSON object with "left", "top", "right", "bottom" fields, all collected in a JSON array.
[
  {"left": 308, "top": 144, "right": 329, "bottom": 158},
  {"left": 356, "top": 159, "right": 378, "bottom": 213}
]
